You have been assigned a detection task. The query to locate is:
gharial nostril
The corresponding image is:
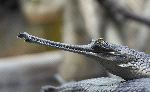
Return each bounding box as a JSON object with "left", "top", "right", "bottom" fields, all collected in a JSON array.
[
  {"left": 17, "top": 32, "right": 32, "bottom": 42},
  {"left": 17, "top": 32, "right": 29, "bottom": 38},
  {"left": 17, "top": 32, "right": 24, "bottom": 38}
]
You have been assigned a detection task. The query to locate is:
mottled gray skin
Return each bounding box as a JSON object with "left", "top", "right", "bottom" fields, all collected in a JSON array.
[{"left": 18, "top": 32, "right": 150, "bottom": 92}]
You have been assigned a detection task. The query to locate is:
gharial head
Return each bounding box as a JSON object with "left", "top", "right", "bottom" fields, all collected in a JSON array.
[{"left": 17, "top": 32, "right": 126, "bottom": 62}]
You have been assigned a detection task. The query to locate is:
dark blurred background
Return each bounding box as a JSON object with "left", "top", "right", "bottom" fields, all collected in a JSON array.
[
  {"left": 0, "top": 0, "right": 150, "bottom": 92},
  {"left": 0, "top": 0, "right": 63, "bottom": 57}
]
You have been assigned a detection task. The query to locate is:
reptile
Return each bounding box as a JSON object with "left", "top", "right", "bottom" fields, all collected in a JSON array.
[{"left": 17, "top": 32, "right": 150, "bottom": 92}]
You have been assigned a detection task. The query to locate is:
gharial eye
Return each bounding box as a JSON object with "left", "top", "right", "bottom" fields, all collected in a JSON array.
[
  {"left": 95, "top": 38, "right": 104, "bottom": 44},
  {"left": 91, "top": 38, "right": 104, "bottom": 50}
]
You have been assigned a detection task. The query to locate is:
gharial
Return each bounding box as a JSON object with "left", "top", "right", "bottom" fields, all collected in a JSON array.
[{"left": 17, "top": 32, "right": 150, "bottom": 92}]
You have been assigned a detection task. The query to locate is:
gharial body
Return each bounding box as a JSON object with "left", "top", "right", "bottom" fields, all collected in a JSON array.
[{"left": 18, "top": 32, "right": 150, "bottom": 92}]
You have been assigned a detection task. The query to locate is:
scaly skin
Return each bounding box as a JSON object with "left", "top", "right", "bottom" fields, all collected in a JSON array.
[{"left": 17, "top": 32, "right": 150, "bottom": 80}]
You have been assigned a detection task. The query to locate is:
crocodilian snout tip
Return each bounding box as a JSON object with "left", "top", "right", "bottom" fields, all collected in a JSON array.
[
  {"left": 17, "top": 32, "right": 31, "bottom": 42},
  {"left": 17, "top": 32, "right": 27, "bottom": 38}
]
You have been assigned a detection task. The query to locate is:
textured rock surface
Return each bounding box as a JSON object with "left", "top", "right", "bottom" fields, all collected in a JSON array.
[
  {"left": 41, "top": 77, "right": 124, "bottom": 92},
  {"left": 41, "top": 78, "right": 150, "bottom": 92}
]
